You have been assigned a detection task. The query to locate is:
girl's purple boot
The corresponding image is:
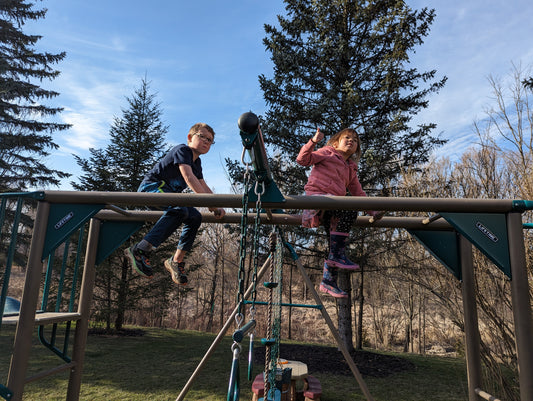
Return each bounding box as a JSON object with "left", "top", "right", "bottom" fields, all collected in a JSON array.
[
  {"left": 326, "top": 232, "right": 360, "bottom": 270},
  {"left": 319, "top": 260, "right": 348, "bottom": 298}
]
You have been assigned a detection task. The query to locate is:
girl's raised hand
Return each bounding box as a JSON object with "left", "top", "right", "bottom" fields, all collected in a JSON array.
[{"left": 313, "top": 128, "right": 324, "bottom": 143}]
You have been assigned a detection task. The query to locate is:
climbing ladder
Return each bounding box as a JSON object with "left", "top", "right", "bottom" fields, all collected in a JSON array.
[
  {"left": 0, "top": 192, "right": 143, "bottom": 401},
  {"left": 1, "top": 193, "right": 95, "bottom": 401}
]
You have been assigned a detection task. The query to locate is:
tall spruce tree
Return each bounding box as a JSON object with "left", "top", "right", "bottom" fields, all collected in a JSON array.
[
  {"left": 0, "top": 0, "right": 70, "bottom": 191},
  {"left": 254, "top": 0, "right": 447, "bottom": 351},
  {"left": 72, "top": 78, "right": 169, "bottom": 331},
  {"left": 259, "top": 0, "right": 446, "bottom": 194},
  {"left": 72, "top": 78, "right": 168, "bottom": 193}
]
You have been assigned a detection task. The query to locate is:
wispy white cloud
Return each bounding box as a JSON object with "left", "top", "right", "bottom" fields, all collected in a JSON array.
[
  {"left": 408, "top": 0, "right": 533, "bottom": 162},
  {"left": 54, "top": 66, "right": 138, "bottom": 152}
]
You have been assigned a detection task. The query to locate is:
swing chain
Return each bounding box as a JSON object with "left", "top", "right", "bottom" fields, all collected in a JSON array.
[
  {"left": 250, "top": 181, "right": 263, "bottom": 310},
  {"left": 237, "top": 161, "right": 251, "bottom": 319}
]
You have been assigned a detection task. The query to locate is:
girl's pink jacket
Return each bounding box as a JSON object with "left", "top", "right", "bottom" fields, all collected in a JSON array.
[{"left": 296, "top": 139, "right": 367, "bottom": 197}]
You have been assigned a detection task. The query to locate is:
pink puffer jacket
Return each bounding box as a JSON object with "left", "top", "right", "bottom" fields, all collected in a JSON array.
[{"left": 296, "top": 140, "right": 367, "bottom": 197}]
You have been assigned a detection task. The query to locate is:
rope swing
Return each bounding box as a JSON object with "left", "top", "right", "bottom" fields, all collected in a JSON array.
[{"left": 260, "top": 228, "right": 287, "bottom": 401}]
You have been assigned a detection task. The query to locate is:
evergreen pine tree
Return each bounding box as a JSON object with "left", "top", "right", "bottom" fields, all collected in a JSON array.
[
  {"left": 0, "top": 0, "right": 70, "bottom": 191},
  {"left": 72, "top": 78, "right": 170, "bottom": 331},
  {"left": 72, "top": 77, "right": 167, "bottom": 192},
  {"left": 235, "top": 0, "right": 447, "bottom": 351},
  {"left": 258, "top": 0, "right": 447, "bottom": 195}
]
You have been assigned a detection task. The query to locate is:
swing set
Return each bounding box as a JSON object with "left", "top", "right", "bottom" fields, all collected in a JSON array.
[
  {"left": 178, "top": 112, "right": 533, "bottom": 401},
  {"left": 1, "top": 112, "right": 533, "bottom": 401}
]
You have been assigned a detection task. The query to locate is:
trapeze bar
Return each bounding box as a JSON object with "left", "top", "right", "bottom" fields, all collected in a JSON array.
[
  {"left": 475, "top": 387, "right": 502, "bottom": 401},
  {"left": 232, "top": 320, "right": 256, "bottom": 343},
  {"left": 243, "top": 300, "right": 322, "bottom": 310},
  {"left": 41, "top": 190, "right": 526, "bottom": 213}
]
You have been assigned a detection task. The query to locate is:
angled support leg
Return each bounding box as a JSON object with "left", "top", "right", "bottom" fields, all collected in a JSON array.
[
  {"left": 507, "top": 212, "right": 533, "bottom": 400},
  {"left": 459, "top": 235, "right": 482, "bottom": 401},
  {"left": 175, "top": 255, "right": 272, "bottom": 401},
  {"left": 7, "top": 201, "right": 50, "bottom": 401},
  {"left": 292, "top": 256, "right": 374, "bottom": 401},
  {"left": 66, "top": 218, "right": 101, "bottom": 400}
]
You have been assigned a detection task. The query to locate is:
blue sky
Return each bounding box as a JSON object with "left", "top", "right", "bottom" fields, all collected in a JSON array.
[{"left": 27, "top": 0, "right": 533, "bottom": 193}]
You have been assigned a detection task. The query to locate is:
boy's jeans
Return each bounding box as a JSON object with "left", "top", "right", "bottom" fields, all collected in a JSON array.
[{"left": 139, "top": 181, "right": 202, "bottom": 251}]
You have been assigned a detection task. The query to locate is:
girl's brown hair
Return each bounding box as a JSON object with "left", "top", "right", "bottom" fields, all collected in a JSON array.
[{"left": 326, "top": 128, "right": 362, "bottom": 163}]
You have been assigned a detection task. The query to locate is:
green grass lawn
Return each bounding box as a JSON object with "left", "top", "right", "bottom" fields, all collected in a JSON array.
[{"left": 0, "top": 325, "right": 469, "bottom": 400}]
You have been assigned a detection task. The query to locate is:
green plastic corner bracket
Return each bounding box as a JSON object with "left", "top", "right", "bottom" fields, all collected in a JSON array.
[
  {"left": 440, "top": 212, "right": 511, "bottom": 278},
  {"left": 408, "top": 230, "right": 462, "bottom": 280}
]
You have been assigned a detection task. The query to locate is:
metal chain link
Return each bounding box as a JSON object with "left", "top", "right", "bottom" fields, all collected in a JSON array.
[
  {"left": 236, "top": 159, "right": 252, "bottom": 322},
  {"left": 250, "top": 181, "right": 264, "bottom": 312}
]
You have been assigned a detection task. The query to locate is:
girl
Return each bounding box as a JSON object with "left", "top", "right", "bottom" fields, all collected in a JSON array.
[{"left": 296, "top": 127, "right": 375, "bottom": 298}]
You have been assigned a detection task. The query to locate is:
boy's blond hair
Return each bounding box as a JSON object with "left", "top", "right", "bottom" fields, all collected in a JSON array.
[
  {"left": 326, "top": 128, "right": 362, "bottom": 163},
  {"left": 188, "top": 122, "right": 215, "bottom": 137}
]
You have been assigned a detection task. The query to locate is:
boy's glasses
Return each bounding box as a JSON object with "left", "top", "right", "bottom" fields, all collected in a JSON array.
[{"left": 195, "top": 133, "right": 215, "bottom": 145}]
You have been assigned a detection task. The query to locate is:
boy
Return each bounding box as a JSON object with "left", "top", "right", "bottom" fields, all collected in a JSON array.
[{"left": 125, "top": 122, "right": 225, "bottom": 285}]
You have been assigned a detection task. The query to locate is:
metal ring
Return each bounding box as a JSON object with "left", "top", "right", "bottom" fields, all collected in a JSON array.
[
  {"left": 235, "top": 313, "right": 244, "bottom": 328},
  {"left": 241, "top": 147, "right": 254, "bottom": 166},
  {"left": 255, "top": 181, "right": 265, "bottom": 196},
  {"left": 231, "top": 341, "right": 242, "bottom": 354}
]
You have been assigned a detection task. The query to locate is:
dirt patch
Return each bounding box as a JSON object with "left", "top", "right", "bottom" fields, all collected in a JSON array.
[
  {"left": 87, "top": 328, "right": 415, "bottom": 378},
  {"left": 254, "top": 343, "right": 415, "bottom": 378}
]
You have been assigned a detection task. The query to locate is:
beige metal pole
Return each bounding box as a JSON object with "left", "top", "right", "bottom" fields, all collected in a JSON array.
[
  {"left": 460, "top": 235, "right": 482, "bottom": 401},
  {"left": 7, "top": 201, "right": 50, "bottom": 401},
  {"left": 475, "top": 387, "right": 502, "bottom": 401},
  {"left": 42, "top": 191, "right": 518, "bottom": 213},
  {"left": 93, "top": 209, "right": 454, "bottom": 231},
  {"left": 293, "top": 257, "right": 374, "bottom": 401},
  {"left": 66, "top": 218, "right": 101, "bottom": 400},
  {"left": 507, "top": 212, "right": 533, "bottom": 400},
  {"left": 175, "top": 256, "right": 272, "bottom": 401}
]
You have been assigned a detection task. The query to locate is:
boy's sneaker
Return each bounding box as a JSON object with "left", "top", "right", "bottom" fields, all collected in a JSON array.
[
  {"left": 319, "top": 280, "right": 348, "bottom": 298},
  {"left": 164, "top": 258, "right": 188, "bottom": 286},
  {"left": 125, "top": 245, "right": 153, "bottom": 278}
]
